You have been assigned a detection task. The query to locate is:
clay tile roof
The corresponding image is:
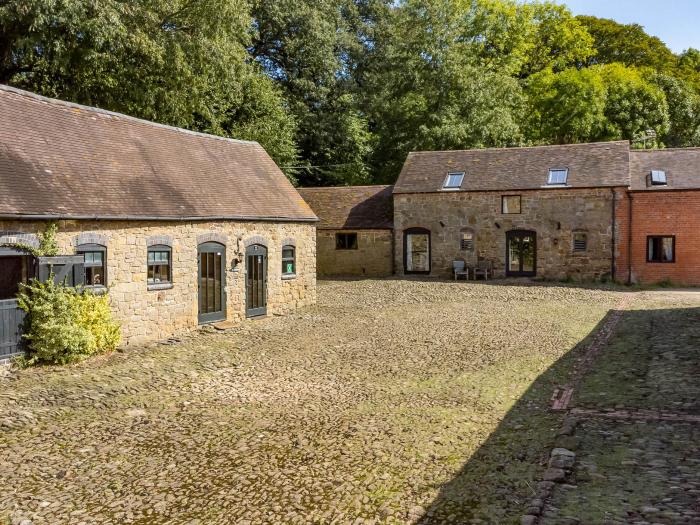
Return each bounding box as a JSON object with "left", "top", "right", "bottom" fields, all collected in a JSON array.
[
  {"left": 297, "top": 185, "right": 394, "bottom": 229},
  {"left": 394, "top": 141, "right": 631, "bottom": 193},
  {"left": 630, "top": 148, "right": 700, "bottom": 190},
  {"left": 0, "top": 84, "right": 317, "bottom": 222}
]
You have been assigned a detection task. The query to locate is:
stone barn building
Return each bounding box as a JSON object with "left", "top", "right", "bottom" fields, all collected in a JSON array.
[
  {"left": 0, "top": 85, "right": 317, "bottom": 360},
  {"left": 304, "top": 141, "right": 700, "bottom": 286},
  {"left": 298, "top": 185, "right": 394, "bottom": 277},
  {"left": 393, "top": 142, "right": 629, "bottom": 281}
]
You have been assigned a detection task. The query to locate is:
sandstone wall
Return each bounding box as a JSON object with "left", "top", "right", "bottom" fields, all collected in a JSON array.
[
  {"left": 0, "top": 220, "right": 316, "bottom": 345},
  {"left": 393, "top": 188, "right": 620, "bottom": 281},
  {"left": 316, "top": 229, "right": 393, "bottom": 277}
]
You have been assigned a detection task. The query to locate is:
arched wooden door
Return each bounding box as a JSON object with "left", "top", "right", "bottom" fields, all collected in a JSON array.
[
  {"left": 245, "top": 244, "right": 267, "bottom": 317},
  {"left": 198, "top": 242, "right": 226, "bottom": 323}
]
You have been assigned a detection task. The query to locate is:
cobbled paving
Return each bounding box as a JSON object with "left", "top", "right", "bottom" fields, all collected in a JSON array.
[{"left": 0, "top": 279, "right": 637, "bottom": 524}]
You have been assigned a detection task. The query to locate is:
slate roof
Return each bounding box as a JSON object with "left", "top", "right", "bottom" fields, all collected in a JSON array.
[
  {"left": 0, "top": 85, "right": 317, "bottom": 222},
  {"left": 297, "top": 185, "right": 394, "bottom": 229},
  {"left": 394, "top": 141, "right": 631, "bottom": 194},
  {"left": 630, "top": 149, "right": 700, "bottom": 191}
]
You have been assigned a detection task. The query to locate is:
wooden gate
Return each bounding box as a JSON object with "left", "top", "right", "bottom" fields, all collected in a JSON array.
[
  {"left": 0, "top": 253, "right": 84, "bottom": 361},
  {"left": 0, "top": 299, "right": 25, "bottom": 361}
]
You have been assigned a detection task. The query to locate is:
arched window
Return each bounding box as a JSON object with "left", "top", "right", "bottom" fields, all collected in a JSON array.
[
  {"left": 282, "top": 245, "right": 296, "bottom": 277},
  {"left": 77, "top": 243, "right": 107, "bottom": 287}
]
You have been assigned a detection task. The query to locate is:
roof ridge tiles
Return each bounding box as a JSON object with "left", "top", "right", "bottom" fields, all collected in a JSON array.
[{"left": 0, "top": 83, "right": 258, "bottom": 147}]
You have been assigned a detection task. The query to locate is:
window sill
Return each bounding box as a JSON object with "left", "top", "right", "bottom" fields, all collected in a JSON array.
[
  {"left": 646, "top": 261, "right": 675, "bottom": 264},
  {"left": 83, "top": 285, "right": 108, "bottom": 295},
  {"left": 282, "top": 273, "right": 297, "bottom": 280},
  {"left": 147, "top": 283, "right": 174, "bottom": 291}
]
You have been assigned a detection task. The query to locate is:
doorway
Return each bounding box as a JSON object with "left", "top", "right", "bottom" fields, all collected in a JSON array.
[
  {"left": 246, "top": 244, "right": 267, "bottom": 317},
  {"left": 198, "top": 242, "right": 226, "bottom": 323},
  {"left": 506, "top": 230, "right": 537, "bottom": 277},
  {"left": 404, "top": 228, "right": 431, "bottom": 274}
]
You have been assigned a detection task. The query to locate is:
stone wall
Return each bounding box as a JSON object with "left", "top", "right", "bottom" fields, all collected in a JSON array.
[
  {"left": 393, "top": 188, "right": 620, "bottom": 281},
  {"left": 316, "top": 229, "right": 393, "bottom": 277},
  {"left": 0, "top": 219, "right": 316, "bottom": 345}
]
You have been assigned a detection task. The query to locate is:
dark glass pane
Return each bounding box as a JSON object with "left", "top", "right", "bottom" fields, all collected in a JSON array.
[
  {"left": 214, "top": 254, "right": 221, "bottom": 312},
  {"left": 0, "top": 256, "right": 23, "bottom": 300}
]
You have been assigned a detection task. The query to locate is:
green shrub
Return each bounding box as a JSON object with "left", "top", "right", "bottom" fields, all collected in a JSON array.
[{"left": 17, "top": 279, "right": 121, "bottom": 365}]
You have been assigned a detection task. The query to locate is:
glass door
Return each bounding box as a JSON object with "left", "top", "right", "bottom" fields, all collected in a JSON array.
[
  {"left": 198, "top": 242, "right": 226, "bottom": 323},
  {"left": 506, "top": 230, "right": 537, "bottom": 277},
  {"left": 246, "top": 244, "right": 267, "bottom": 317}
]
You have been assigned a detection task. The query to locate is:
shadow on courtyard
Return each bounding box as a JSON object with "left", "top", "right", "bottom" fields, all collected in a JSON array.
[{"left": 413, "top": 304, "right": 700, "bottom": 524}]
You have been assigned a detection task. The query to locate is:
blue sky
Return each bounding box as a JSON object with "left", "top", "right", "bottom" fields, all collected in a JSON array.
[{"left": 557, "top": 0, "right": 699, "bottom": 53}]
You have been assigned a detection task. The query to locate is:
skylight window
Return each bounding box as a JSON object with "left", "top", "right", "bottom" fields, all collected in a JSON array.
[
  {"left": 547, "top": 168, "right": 568, "bottom": 186},
  {"left": 650, "top": 170, "right": 667, "bottom": 186},
  {"left": 443, "top": 172, "right": 464, "bottom": 190}
]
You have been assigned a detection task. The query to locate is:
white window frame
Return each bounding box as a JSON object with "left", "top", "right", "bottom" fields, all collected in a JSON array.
[
  {"left": 442, "top": 172, "right": 464, "bottom": 190},
  {"left": 547, "top": 168, "right": 569, "bottom": 186}
]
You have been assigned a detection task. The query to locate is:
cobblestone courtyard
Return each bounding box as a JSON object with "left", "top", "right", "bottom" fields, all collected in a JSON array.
[{"left": 1, "top": 280, "right": 698, "bottom": 524}]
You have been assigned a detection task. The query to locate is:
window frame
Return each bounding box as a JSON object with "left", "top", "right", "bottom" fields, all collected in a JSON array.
[
  {"left": 76, "top": 243, "right": 107, "bottom": 288},
  {"left": 442, "top": 171, "right": 465, "bottom": 190},
  {"left": 147, "top": 244, "right": 173, "bottom": 288},
  {"left": 281, "top": 244, "right": 296, "bottom": 278},
  {"left": 547, "top": 168, "right": 569, "bottom": 186},
  {"left": 501, "top": 195, "right": 522, "bottom": 214},
  {"left": 572, "top": 232, "right": 588, "bottom": 253},
  {"left": 646, "top": 235, "right": 675, "bottom": 263},
  {"left": 650, "top": 170, "right": 668, "bottom": 186},
  {"left": 460, "top": 229, "right": 474, "bottom": 251},
  {"left": 335, "top": 232, "right": 358, "bottom": 250}
]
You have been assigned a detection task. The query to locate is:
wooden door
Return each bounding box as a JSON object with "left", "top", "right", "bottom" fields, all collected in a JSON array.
[
  {"left": 198, "top": 242, "right": 226, "bottom": 323},
  {"left": 245, "top": 244, "right": 267, "bottom": 317}
]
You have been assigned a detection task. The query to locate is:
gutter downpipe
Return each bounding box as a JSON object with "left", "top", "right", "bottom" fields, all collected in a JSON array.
[
  {"left": 610, "top": 188, "right": 616, "bottom": 282},
  {"left": 627, "top": 192, "right": 634, "bottom": 285}
]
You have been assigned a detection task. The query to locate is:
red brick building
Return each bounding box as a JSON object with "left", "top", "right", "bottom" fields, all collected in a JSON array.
[{"left": 617, "top": 149, "right": 700, "bottom": 285}]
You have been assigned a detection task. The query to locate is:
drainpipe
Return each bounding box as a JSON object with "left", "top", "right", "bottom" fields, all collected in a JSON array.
[
  {"left": 627, "top": 192, "right": 634, "bottom": 285},
  {"left": 610, "top": 188, "right": 616, "bottom": 282}
]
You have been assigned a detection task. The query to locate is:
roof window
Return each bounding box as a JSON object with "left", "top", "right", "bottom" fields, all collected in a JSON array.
[
  {"left": 547, "top": 168, "right": 568, "bottom": 186},
  {"left": 650, "top": 170, "right": 667, "bottom": 186},
  {"left": 443, "top": 172, "right": 464, "bottom": 190}
]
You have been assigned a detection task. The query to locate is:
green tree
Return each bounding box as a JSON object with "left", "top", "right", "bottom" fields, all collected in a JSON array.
[
  {"left": 0, "top": 0, "right": 298, "bottom": 167},
  {"left": 364, "top": 0, "right": 529, "bottom": 182},
  {"left": 576, "top": 15, "right": 677, "bottom": 71},
  {"left": 526, "top": 67, "right": 607, "bottom": 143},
  {"left": 652, "top": 73, "right": 700, "bottom": 147},
  {"left": 600, "top": 64, "right": 669, "bottom": 144},
  {"left": 250, "top": 0, "right": 388, "bottom": 185}
]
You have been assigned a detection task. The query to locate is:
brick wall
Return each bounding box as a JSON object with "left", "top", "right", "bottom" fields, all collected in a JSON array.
[
  {"left": 618, "top": 190, "right": 700, "bottom": 285},
  {"left": 0, "top": 219, "right": 316, "bottom": 345},
  {"left": 394, "top": 188, "right": 620, "bottom": 280},
  {"left": 316, "top": 229, "right": 393, "bottom": 277}
]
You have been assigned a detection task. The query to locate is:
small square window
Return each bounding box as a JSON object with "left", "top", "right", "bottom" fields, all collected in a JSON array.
[
  {"left": 573, "top": 232, "right": 587, "bottom": 252},
  {"left": 502, "top": 195, "right": 521, "bottom": 214},
  {"left": 336, "top": 233, "right": 358, "bottom": 250},
  {"left": 650, "top": 170, "right": 667, "bottom": 185},
  {"left": 548, "top": 168, "right": 568, "bottom": 185},
  {"left": 443, "top": 172, "right": 464, "bottom": 189},
  {"left": 647, "top": 236, "right": 675, "bottom": 263}
]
